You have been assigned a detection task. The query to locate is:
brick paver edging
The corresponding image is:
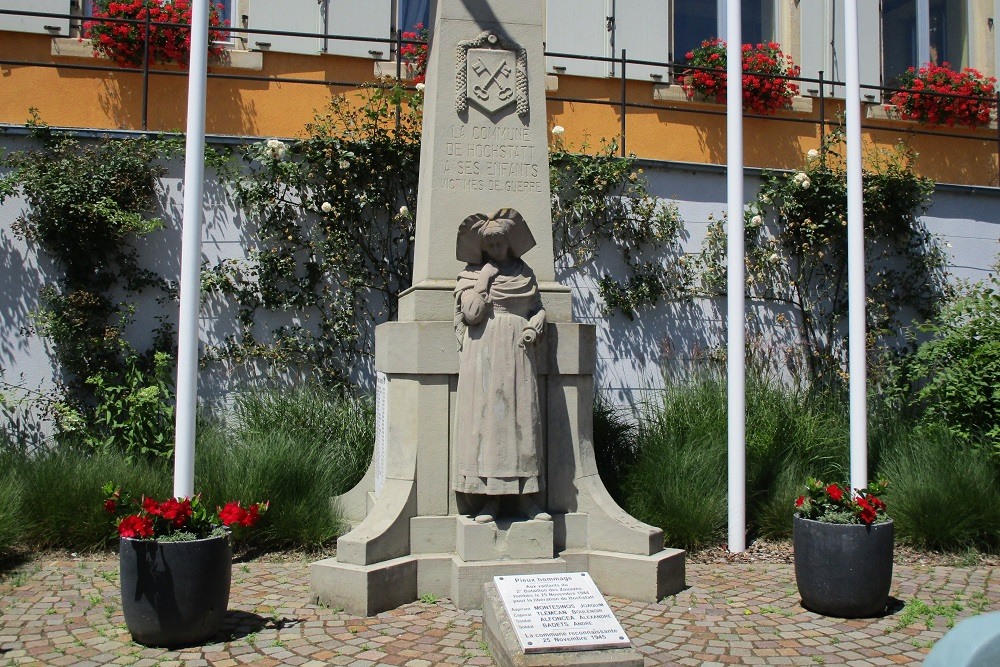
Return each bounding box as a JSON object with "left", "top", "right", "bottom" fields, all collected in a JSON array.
[{"left": 1, "top": 556, "right": 995, "bottom": 666}]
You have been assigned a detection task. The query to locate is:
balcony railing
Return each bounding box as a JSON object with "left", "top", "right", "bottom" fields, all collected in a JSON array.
[{"left": 2, "top": 7, "right": 999, "bottom": 180}]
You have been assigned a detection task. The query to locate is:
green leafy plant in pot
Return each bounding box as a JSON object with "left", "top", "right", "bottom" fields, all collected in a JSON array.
[
  {"left": 104, "top": 483, "right": 268, "bottom": 647},
  {"left": 793, "top": 478, "right": 892, "bottom": 618}
]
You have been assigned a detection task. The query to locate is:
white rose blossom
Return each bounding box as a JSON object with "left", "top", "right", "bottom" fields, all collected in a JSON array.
[
  {"left": 800, "top": 177, "right": 811, "bottom": 189},
  {"left": 265, "top": 139, "right": 287, "bottom": 159},
  {"left": 807, "top": 149, "right": 819, "bottom": 160},
  {"left": 320, "top": 202, "right": 333, "bottom": 213},
  {"left": 415, "top": 82, "right": 426, "bottom": 91},
  {"left": 399, "top": 206, "right": 409, "bottom": 216},
  {"left": 551, "top": 125, "right": 565, "bottom": 135},
  {"left": 750, "top": 215, "right": 763, "bottom": 226}
]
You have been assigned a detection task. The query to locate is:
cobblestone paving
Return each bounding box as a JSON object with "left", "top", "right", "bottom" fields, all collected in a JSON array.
[{"left": 1, "top": 555, "right": 995, "bottom": 666}]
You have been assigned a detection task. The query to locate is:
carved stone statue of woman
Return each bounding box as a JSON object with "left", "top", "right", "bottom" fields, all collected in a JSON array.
[{"left": 453, "top": 209, "right": 550, "bottom": 524}]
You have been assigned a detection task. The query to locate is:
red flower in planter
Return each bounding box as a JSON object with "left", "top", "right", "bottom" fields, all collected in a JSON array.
[
  {"left": 159, "top": 498, "right": 193, "bottom": 528},
  {"left": 118, "top": 514, "right": 154, "bottom": 538},
  {"left": 103, "top": 482, "right": 268, "bottom": 541},
  {"left": 85, "top": 0, "right": 230, "bottom": 69},
  {"left": 888, "top": 63, "right": 996, "bottom": 129},
  {"left": 399, "top": 23, "right": 429, "bottom": 84},
  {"left": 795, "top": 478, "right": 889, "bottom": 526},
  {"left": 142, "top": 496, "right": 161, "bottom": 516},
  {"left": 682, "top": 38, "right": 800, "bottom": 116}
]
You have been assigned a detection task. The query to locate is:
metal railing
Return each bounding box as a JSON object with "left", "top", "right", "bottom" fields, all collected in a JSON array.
[{"left": 2, "top": 7, "right": 998, "bottom": 180}]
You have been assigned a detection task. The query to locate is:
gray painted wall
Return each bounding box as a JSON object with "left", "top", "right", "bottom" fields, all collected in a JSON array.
[{"left": 2, "top": 130, "right": 998, "bottom": 434}]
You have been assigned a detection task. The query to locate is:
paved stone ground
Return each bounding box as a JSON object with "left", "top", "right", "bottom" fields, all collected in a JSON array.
[{"left": 0, "top": 554, "right": 995, "bottom": 666}]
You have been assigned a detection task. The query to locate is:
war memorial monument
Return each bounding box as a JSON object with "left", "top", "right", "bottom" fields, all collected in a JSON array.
[{"left": 310, "top": 0, "right": 686, "bottom": 620}]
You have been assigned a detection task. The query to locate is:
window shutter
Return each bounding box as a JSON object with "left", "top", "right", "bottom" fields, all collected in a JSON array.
[
  {"left": 855, "top": 0, "right": 882, "bottom": 100},
  {"left": 247, "top": 0, "right": 322, "bottom": 55},
  {"left": 799, "top": 0, "right": 882, "bottom": 100},
  {"left": 0, "top": 0, "right": 70, "bottom": 35},
  {"left": 546, "top": 0, "right": 612, "bottom": 79},
  {"left": 613, "top": 0, "right": 670, "bottom": 81},
  {"left": 326, "top": 0, "right": 392, "bottom": 59}
]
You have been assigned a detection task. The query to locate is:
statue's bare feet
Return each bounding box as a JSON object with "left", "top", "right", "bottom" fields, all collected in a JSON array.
[
  {"left": 474, "top": 498, "right": 500, "bottom": 523},
  {"left": 518, "top": 495, "right": 551, "bottom": 521}
]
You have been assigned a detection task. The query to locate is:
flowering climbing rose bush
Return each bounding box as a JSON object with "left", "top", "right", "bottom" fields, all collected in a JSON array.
[
  {"left": 795, "top": 478, "right": 888, "bottom": 526},
  {"left": 888, "top": 63, "right": 997, "bottom": 129},
  {"left": 682, "top": 39, "right": 800, "bottom": 116},
  {"left": 103, "top": 482, "right": 268, "bottom": 540},
  {"left": 86, "top": 0, "right": 229, "bottom": 69}
]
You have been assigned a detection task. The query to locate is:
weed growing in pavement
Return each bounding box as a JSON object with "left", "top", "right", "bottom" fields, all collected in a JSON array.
[
  {"left": 893, "top": 598, "right": 964, "bottom": 631},
  {"left": 419, "top": 593, "right": 440, "bottom": 604}
]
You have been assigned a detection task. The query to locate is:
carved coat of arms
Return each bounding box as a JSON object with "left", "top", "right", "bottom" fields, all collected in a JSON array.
[{"left": 456, "top": 31, "right": 529, "bottom": 117}]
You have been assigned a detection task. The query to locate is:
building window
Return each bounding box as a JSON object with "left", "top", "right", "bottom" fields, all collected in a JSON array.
[
  {"left": 399, "top": 0, "right": 429, "bottom": 32},
  {"left": 673, "top": 0, "right": 775, "bottom": 62},
  {"left": 883, "top": 0, "right": 968, "bottom": 87}
]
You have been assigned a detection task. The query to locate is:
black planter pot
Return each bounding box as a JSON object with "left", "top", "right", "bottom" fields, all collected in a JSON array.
[
  {"left": 119, "top": 534, "right": 232, "bottom": 647},
  {"left": 793, "top": 516, "right": 893, "bottom": 618}
]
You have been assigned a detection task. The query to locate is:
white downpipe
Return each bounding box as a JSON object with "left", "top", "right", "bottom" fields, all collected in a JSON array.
[
  {"left": 726, "top": 0, "right": 746, "bottom": 553},
  {"left": 173, "top": 0, "right": 210, "bottom": 499},
  {"left": 844, "top": 0, "right": 868, "bottom": 495}
]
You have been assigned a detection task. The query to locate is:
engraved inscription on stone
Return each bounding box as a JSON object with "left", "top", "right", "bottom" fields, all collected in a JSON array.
[
  {"left": 441, "top": 124, "right": 542, "bottom": 194},
  {"left": 493, "top": 572, "right": 631, "bottom": 654},
  {"left": 374, "top": 371, "right": 388, "bottom": 496}
]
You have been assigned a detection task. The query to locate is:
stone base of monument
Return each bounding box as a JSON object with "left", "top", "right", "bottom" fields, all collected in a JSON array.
[
  {"left": 482, "top": 582, "right": 643, "bottom": 667},
  {"left": 310, "top": 509, "right": 685, "bottom": 615}
]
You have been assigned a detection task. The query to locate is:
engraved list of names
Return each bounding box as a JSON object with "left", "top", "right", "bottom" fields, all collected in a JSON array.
[{"left": 493, "top": 572, "right": 631, "bottom": 654}]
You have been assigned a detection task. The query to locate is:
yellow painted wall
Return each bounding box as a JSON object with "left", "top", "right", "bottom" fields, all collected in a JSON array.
[{"left": 2, "top": 32, "right": 997, "bottom": 185}]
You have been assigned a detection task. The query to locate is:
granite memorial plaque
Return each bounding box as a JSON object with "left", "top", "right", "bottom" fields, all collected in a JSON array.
[{"left": 493, "top": 572, "right": 631, "bottom": 653}]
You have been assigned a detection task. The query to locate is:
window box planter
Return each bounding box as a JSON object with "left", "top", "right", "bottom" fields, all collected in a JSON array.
[
  {"left": 51, "top": 37, "right": 263, "bottom": 70},
  {"left": 652, "top": 83, "right": 813, "bottom": 113},
  {"left": 793, "top": 516, "right": 893, "bottom": 618},
  {"left": 119, "top": 533, "right": 232, "bottom": 647}
]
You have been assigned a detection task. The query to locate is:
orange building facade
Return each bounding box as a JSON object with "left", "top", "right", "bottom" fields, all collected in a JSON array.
[{"left": 1, "top": 1, "right": 999, "bottom": 186}]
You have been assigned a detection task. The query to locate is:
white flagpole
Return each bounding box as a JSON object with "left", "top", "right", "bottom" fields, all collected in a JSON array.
[
  {"left": 844, "top": 1, "right": 868, "bottom": 494},
  {"left": 173, "top": 0, "right": 210, "bottom": 499},
  {"left": 726, "top": 0, "right": 746, "bottom": 553}
]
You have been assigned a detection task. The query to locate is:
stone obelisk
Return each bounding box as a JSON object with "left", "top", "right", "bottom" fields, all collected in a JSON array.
[{"left": 310, "top": 0, "right": 685, "bottom": 615}]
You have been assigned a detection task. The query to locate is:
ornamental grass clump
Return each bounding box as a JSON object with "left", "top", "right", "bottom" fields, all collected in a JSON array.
[
  {"left": 682, "top": 38, "right": 800, "bottom": 115},
  {"left": 888, "top": 63, "right": 997, "bottom": 129},
  {"left": 86, "top": 0, "right": 229, "bottom": 69},
  {"left": 795, "top": 478, "right": 888, "bottom": 525},
  {"left": 103, "top": 482, "right": 268, "bottom": 542}
]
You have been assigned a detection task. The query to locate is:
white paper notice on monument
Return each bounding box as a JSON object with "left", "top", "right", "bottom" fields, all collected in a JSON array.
[{"left": 493, "top": 572, "right": 631, "bottom": 654}]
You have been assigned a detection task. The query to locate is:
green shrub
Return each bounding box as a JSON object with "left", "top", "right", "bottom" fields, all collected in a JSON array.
[
  {"left": 878, "top": 426, "right": 1000, "bottom": 552},
  {"left": 893, "top": 268, "right": 1000, "bottom": 457},
  {"left": 57, "top": 352, "right": 176, "bottom": 462}
]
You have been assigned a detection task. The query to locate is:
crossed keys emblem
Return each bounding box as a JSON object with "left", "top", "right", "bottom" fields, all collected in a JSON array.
[
  {"left": 472, "top": 57, "right": 513, "bottom": 103},
  {"left": 466, "top": 48, "right": 517, "bottom": 114}
]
